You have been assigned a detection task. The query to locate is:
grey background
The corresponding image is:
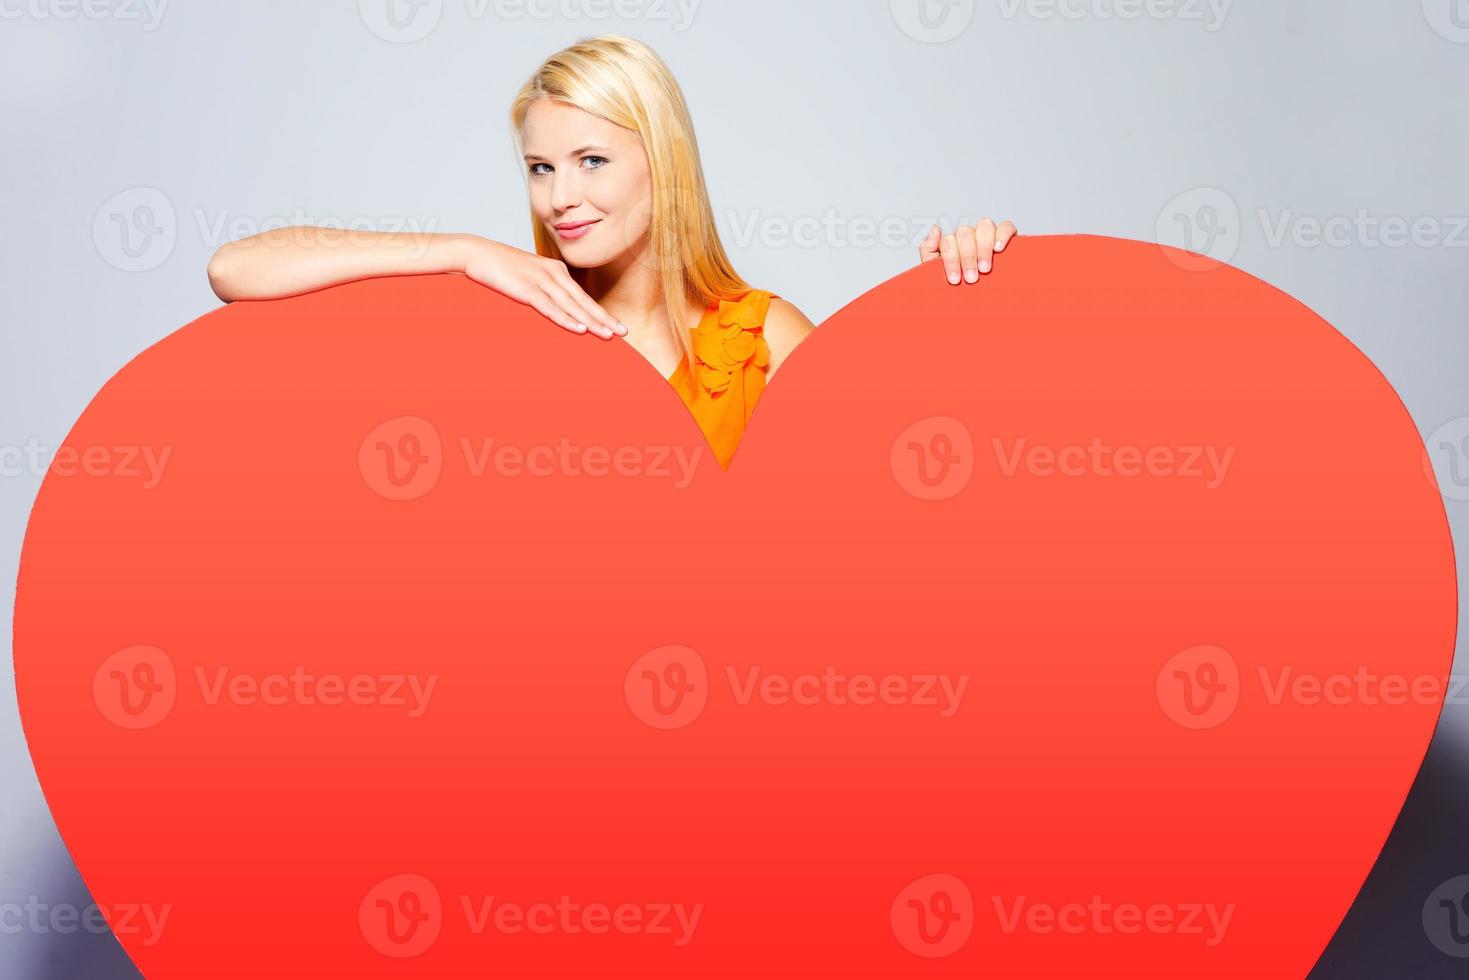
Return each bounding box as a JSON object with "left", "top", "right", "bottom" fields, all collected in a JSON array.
[{"left": 2, "top": 1, "right": 1467, "bottom": 975}]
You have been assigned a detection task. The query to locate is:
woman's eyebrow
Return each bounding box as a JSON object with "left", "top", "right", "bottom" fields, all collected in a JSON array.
[{"left": 523, "top": 144, "right": 612, "bottom": 161}]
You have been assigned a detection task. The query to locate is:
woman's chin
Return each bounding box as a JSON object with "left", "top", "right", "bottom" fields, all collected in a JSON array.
[{"left": 560, "top": 243, "right": 618, "bottom": 268}]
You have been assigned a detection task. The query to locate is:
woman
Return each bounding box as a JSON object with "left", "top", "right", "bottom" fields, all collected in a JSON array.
[{"left": 207, "top": 35, "right": 1018, "bottom": 467}]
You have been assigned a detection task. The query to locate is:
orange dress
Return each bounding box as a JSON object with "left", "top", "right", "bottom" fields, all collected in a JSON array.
[{"left": 665, "top": 288, "right": 779, "bottom": 469}]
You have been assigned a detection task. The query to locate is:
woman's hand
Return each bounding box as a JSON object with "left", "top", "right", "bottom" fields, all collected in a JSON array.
[
  {"left": 462, "top": 237, "right": 627, "bottom": 341},
  {"left": 919, "top": 218, "right": 1018, "bottom": 285}
]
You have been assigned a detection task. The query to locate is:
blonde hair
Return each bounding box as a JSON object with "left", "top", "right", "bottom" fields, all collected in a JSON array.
[{"left": 509, "top": 35, "right": 751, "bottom": 376}]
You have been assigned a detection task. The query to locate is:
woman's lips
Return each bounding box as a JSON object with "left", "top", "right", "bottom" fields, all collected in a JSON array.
[{"left": 555, "top": 220, "right": 600, "bottom": 241}]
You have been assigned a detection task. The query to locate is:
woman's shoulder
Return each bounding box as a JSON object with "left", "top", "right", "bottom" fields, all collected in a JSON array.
[
  {"left": 706, "top": 288, "right": 810, "bottom": 331},
  {"left": 704, "top": 288, "right": 775, "bottom": 326},
  {"left": 753, "top": 292, "right": 816, "bottom": 378},
  {"left": 696, "top": 287, "right": 814, "bottom": 378}
]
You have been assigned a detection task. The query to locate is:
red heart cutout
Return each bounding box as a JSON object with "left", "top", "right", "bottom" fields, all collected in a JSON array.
[{"left": 15, "top": 235, "right": 1456, "bottom": 977}]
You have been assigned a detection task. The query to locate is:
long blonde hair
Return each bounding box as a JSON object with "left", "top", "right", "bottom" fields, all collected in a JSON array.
[{"left": 509, "top": 35, "right": 751, "bottom": 376}]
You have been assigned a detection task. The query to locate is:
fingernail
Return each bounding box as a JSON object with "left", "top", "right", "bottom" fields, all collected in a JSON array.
[
  {"left": 573, "top": 322, "right": 589, "bottom": 333},
  {"left": 995, "top": 240, "right": 1007, "bottom": 252},
  {"left": 948, "top": 273, "right": 960, "bottom": 285},
  {"left": 964, "top": 270, "right": 978, "bottom": 283},
  {"left": 615, "top": 322, "right": 629, "bottom": 336},
  {"left": 979, "top": 260, "right": 991, "bottom": 274}
]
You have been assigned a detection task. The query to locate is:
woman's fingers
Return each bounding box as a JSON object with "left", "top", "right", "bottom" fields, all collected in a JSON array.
[
  {"left": 926, "top": 218, "right": 1020, "bottom": 284},
  {"left": 974, "top": 218, "right": 997, "bottom": 275},
  {"left": 463, "top": 244, "right": 626, "bottom": 340},
  {"left": 938, "top": 231, "right": 962, "bottom": 285},
  {"left": 918, "top": 223, "right": 942, "bottom": 264},
  {"left": 995, "top": 219, "right": 1018, "bottom": 253},
  {"left": 955, "top": 224, "right": 980, "bottom": 283},
  {"left": 550, "top": 266, "right": 627, "bottom": 338},
  {"left": 533, "top": 297, "right": 589, "bottom": 335},
  {"left": 540, "top": 278, "right": 615, "bottom": 340}
]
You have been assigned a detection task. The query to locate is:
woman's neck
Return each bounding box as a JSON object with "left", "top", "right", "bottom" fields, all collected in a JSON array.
[{"left": 577, "top": 254, "right": 703, "bottom": 351}]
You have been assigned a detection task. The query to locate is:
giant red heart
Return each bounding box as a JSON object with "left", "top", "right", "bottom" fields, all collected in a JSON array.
[{"left": 14, "top": 235, "right": 1456, "bottom": 976}]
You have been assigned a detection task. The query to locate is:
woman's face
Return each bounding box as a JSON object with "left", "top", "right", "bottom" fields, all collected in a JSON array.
[{"left": 522, "top": 100, "right": 652, "bottom": 269}]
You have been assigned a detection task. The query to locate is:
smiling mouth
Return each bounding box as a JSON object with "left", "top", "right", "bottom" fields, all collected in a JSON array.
[{"left": 554, "top": 221, "right": 600, "bottom": 242}]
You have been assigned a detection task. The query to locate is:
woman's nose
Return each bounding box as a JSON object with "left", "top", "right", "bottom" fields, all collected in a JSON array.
[{"left": 551, "top": 173, "right": 581, "bottom": 211}]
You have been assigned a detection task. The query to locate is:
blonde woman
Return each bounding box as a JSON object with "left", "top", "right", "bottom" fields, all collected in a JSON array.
[{"left": 207, "top": 35, "right": 1018, "bottom": 467}]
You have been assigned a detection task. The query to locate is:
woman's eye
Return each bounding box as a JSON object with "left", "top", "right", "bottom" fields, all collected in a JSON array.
[{"left": 529, "top": 158, "right": 604, "bottom": 177}]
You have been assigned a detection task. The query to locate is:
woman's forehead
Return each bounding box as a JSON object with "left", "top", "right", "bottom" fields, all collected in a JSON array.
[{"left": 523, "top": 101, "right": 638, "bottom": 152}]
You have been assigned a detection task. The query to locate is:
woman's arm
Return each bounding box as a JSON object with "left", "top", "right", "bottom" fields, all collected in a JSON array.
[
  {"left": 206, "top": 227, "right": 626, "bottom": 340},
  {"left": 206, "top": 227, "right": 476, "bottom": 302}
]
